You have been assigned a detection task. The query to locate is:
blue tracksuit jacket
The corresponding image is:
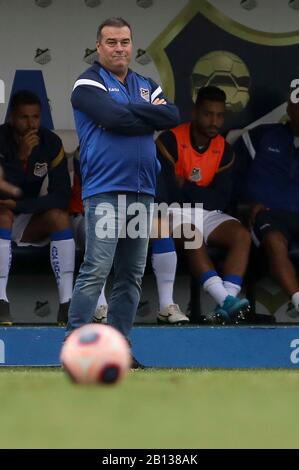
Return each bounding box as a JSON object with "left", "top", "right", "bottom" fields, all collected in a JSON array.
[
  {"left": 234, "top": 123, "right": 299, "bottom": 212},
  {"left": 71, "top": 61, "right": 180, "bottom": 199}
]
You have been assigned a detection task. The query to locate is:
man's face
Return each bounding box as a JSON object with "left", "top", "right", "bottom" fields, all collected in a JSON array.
[
  {"left": 11, "top": 104, "right": 41, "bottom": 137},
  {"left": 96, "top": 26, "right": 132, "bottom": 77},
  {"left": 193, "top": 100, "right": 225, "bottom": 139},
  {"left": 288, "top": 100, "right": 299, "bottom": 134}
]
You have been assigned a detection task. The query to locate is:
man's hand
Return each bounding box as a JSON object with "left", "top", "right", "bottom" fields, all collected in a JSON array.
[
  {"left": 0, "top": 167, "right": 21, "bottom": 198},
  {"left": 0, "top": 198, "right": 17, "bottom": 210},
  {"left": 18, "top": 129, "right": 40, "bottom": 161},
  {"left": 250, "top": 203, "right": 268, "bottom": 226},
  {"left": 152, "top": 98, "right": 167, "bottom": 106}
]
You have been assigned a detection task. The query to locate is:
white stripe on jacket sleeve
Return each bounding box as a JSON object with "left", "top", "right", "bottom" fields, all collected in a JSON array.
[{"left": 73, "top": 79, "right": 107, "bottom": 92}]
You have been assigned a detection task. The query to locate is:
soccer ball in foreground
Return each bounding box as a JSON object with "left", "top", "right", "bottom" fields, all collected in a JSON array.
[{"left": 60, "top": 324, "right": 131, "bottom": 385}]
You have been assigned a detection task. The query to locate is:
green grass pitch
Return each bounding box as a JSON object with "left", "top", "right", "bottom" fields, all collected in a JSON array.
[{"left": 0, "top": 368, "right": 299, "bottom": 449}]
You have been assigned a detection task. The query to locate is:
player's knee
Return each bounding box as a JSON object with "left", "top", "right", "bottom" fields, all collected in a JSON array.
[
  {"left": 263, "top": 230, "right": 287, "bottom": 252},
  {"left": 150, "top": 217, "right": 171, "bottom": 239},
  {"left": 230, "top": 225, "right": 251, "bottom": 248},
  {"left": 45, "top": 208, "right": 71, "bottom": 231},
  {"left": 0, "top": 207, "right": 14, "bottom": 229}
]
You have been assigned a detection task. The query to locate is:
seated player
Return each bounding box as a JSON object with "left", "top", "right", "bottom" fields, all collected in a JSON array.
[
  {"left": 234, "top": 92, "right": 299, "bottom": 318},
  {"left": 153, "top": 86, "right": 251, "bottom": 324},
  {"left": 0, "top": 90, "right": 75, "bottom": 325}
]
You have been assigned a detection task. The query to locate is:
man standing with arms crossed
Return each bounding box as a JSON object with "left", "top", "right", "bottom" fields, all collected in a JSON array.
[{"left": 67, "top": 17, "right": 179, "bottom": 366}]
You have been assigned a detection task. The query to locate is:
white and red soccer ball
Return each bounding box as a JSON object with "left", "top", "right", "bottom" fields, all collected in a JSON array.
[{"left": 60, "top": 324, "right": 131, "bottom": 385}]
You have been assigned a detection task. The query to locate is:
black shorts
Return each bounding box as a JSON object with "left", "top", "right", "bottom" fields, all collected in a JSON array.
[{"left": 253, "top": 209, "right": 299, "bottom": 245}]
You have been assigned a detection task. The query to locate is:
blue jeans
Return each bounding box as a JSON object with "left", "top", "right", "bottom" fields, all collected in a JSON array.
[{"left": 67, "top": 192, "right": 154, "bottom": 338}]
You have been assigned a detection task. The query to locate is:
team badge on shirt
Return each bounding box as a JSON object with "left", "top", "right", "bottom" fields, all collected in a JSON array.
[
  {"left": 34, "top": 162, "right": 48, "bottom": 177},
  {"left": 190, "top": 168, "right": 201, "bottom": 182},
  {"left": 140, "top": 88, "right": 150, "bottom": 102}
]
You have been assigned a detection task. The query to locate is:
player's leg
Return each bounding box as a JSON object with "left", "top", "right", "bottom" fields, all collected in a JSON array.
[
  {"left": 254, "top": 209, "right": 299, "bottom": 317},
  {"left": 206, "top": 213, "right": 251, "bottom": 322},
  {"left": 168, "top": 207, "right": 230, "bottom": 323},
  {"left": 208, "top": 218, "right": 251, "bottom": 292},
  {"left": 21, "top": 208, "right": 75, "bottom": 325},
  {"left": 151, "top": 216, "right": 189, "bottom": 325},
  {"left": 185, "top": 238, "right": 231, "bottom": 311}
]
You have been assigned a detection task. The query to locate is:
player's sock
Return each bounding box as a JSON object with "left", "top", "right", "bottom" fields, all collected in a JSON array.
[
  {"left": 151, "top": 238, "right": 177, "bottom": 311},
  {"left": 50, "top": 229, "right": 75, "bottom": 304},
  {"left": 223, "top": 274, "right": 243, "bottom": 297},
  {"left": 200, "top": 270, "right": 229, "bottom": 306},
  {"left": 0, "top": 229, "right": 12, "bottom": 302}
]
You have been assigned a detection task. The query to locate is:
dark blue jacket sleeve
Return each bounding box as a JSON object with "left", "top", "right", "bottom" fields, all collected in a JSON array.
[
  {"left": 128, "top": 102, "right": 180, "bottom": 130},
  {"left": 232, "top": 125, "right": 269, "bottom": 201},
  {"left": 71, "top": 85, "right": 155, "bottom": 136},
  {"left": 127, "top": 78, "right": 180, "bottom": 130}
]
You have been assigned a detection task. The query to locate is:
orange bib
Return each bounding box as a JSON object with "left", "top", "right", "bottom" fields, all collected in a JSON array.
[{"left": 172, "top": 123, "right": 225, "bottom": 187}]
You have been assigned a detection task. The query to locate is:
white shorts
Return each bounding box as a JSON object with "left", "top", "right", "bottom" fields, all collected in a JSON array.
[
  {"left": 11, "top": 214, "right": 50, "bottom": 247},
  {"left": 168, "top": 208, "right": 237, "bottom": 244}
]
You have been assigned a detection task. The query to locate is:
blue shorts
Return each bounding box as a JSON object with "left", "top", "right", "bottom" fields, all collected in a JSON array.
[{"left": 253, "top": 209, "right": 299, "bottom": 245}]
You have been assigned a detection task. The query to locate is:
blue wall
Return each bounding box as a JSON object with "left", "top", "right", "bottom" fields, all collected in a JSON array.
[{"left": 1, "top": 326, "right": 299, "bottom": 368}]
